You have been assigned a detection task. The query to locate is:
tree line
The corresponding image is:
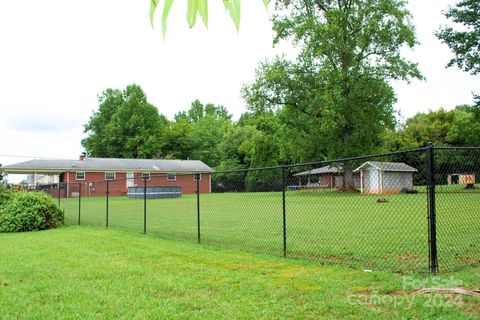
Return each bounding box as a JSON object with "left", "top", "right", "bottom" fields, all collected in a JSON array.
[{"left": 81, "top": 84, "right": 480, "bottom": 166}]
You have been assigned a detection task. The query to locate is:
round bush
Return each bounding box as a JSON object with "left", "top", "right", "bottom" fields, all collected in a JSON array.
[{"left": 0, "top": 191, "right": 64, "bottom": 232}]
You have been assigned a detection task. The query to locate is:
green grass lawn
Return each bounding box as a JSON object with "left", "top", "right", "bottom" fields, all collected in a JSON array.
[
  {"left": 58, "top": 189, "right": 480, "bottom": 273},
  {"left": 0, "top": 226, "right": 479, "bottom": 319}
]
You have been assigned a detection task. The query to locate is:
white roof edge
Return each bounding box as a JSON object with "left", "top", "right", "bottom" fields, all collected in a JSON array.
[{"left": 353, "top": 161, "right": 380, "bottom": 172}]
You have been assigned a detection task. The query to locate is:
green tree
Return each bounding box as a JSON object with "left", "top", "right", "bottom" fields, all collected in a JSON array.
[
  {"left": 173, "top": 100, "right": 232, "bottom": 167},
  {"left": 446, "top": 105, "right": 480, "bottom": 145},
  {"left": 217, "top": 123, "right": 262, "bottom": 167},
  {"left": 160, "top": 117, "right": 193, "bottom": 159},
  {"left": 82, "top": 84, "right": 167, "bottom": 159},
  {"left": 245, "top": 133, "right": 282, "bottom": 192},
  {"left": 243, "top": 0, "right": 422, "bottom": 188},
  {"left": 399, "top": 108, "right": 456, "bottom": 148},
  {"left": 436, "top": 0, "right": 480, "bottom": 75}
]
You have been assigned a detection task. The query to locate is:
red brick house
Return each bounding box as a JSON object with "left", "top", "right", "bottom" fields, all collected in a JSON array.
[{"left": 2, "top": 155, "right": 214, "bottom": 197}]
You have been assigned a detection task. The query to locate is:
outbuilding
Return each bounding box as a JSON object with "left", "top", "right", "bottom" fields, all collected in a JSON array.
[
  {"left": 293, "top": 165, "right": 344, "bottom": 189},
  {"left": 354, "top": 161, "right": 417, "bottom": 194}
]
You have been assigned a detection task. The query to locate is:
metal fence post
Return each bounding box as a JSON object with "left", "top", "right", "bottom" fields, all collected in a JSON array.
[
  {"left": 426, "top": 142, "right": 438, "bottom": 273},
  {"left": 282, "top": 166, "right": 287, "bottom": 257},
  {"left": 144, "top": 178, "right": 147, "bottom": 234},
  {"left": 78, "top": 183, "right": 81, "bottom": 225},
  {"left": 106, "top": 181, "right": 109, "bottom": 228},
  {"left": 57, "top": 182, "right": 61, "bottom": 207},
  {"left": 196, "top": 173, "right": 201, "bottom": 244}
]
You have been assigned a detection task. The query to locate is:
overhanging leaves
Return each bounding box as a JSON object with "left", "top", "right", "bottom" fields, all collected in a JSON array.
[{"left": 150, "top": 0, "right": 269, "bottom": 34}]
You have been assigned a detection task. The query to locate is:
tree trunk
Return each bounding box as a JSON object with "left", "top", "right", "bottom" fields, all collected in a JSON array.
[{"left": 340, "top": 167, "right": 356, "bottom": 192}]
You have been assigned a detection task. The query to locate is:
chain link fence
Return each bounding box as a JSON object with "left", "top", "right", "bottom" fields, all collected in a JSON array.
[{"left": 39, "top": 145, "right": 479, "bottom": 273}]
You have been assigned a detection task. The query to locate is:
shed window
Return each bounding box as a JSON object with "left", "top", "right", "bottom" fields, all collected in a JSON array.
[
  {"left": 76, "top": 172, "right": 85, "bottom": 180},
  {"left": 142, "top": 173, "right": 150, "bottom": 181},
  {"left": 193, "top": 173, "right": 202, "bottom": 181},
  {"left": 105, "top": 172, "right": 115, "bottom": 180},
  {"left": 167, "top": 173, "right": 176, "bottom": 181}
]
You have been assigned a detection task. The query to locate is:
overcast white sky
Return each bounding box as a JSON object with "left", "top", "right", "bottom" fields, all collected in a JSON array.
[{"left": 0, "top": 0, "right": 478, "bottom": 172}]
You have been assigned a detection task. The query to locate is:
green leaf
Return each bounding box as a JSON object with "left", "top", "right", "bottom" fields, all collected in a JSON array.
[
  {"left": 149, "top": 0, "right": 159, "bottom": 27},
  {"left": 162, "top": 0, "right": 175, "bottom": 37},
  {"left": 187, "top": 0, "right": 198, "bottom": 28},
  {"left": 262, "top": 0, "right": 269, "bottom": 7},
  {"left": 223, "top": 0, "right": 241, "bottom": 31},
  {"left": 198, "top": 0, "right": 208, "bottom": 28}
]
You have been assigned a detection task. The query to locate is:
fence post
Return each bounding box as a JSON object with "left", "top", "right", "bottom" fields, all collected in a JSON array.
[
  {"left": 78, "top": 183, "right": 81, "bottom": 225},
  {"left": 196, "top": 173, "right": 201, "bottom": 244},
  {"left": 57, "top": 183, "right": 61, "bottom": 207},
  {"left": 106, "top": 181, "right": 109, "bottom": 228},
  {"left": 144, "top": 178, "right": 147, "bottom": 234},
  {"left": 426, "top": 142, "right": 438, "bottom": 273},
  {"left": 282, "top": 166, "right": 287, "bottom": 258}
]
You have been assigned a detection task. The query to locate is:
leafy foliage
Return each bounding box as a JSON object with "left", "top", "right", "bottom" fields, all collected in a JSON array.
[
  {"left": 150, "top": 0, "right": 270, "bottom": 35},
  {"left": 0, "top": 191, "right": 64, "bottom": 233},
  {"left": 0, "top": 188, "right": 12, "bottom": 206},
  {"left": 436, "top": 0, "right": 480, "bottom": 75},
  {"left": 0, "top": 163, "right": 3, "bottom": 187},
  {"left": 384, "top": 105, "right": 480, "bottom": 150},
  {"left": 244, "top": 1, "right": 422, "bottom": 160},
  {"left": 82, "top": 84, "right": 167, "bottom": 159},
  {"left": 243, "top": 0, "right": 422, "bottom": 188}
]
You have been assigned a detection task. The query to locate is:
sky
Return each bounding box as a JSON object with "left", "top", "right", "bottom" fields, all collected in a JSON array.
[{"left": 0, "top": 0, "right": 478, "bottom": 177}]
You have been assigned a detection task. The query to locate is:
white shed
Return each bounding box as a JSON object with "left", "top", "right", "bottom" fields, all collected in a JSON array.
[{"left": 354, "top": 161, "right": 418, "bottom": 194}]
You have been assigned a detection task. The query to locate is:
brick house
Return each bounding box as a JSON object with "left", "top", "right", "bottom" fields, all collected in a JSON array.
[{"left": 2, "top": 154, "right": 214, "bottom": 197}]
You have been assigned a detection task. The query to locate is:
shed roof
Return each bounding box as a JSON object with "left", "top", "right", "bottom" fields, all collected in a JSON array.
[
  {"left": 293, "top": 165, "right": 343, "bottom": 177},
  {"left": 1, "top": 158, "right": 214, "bottom": 174},
  {"left": 354, "top": 161, "right": 417, "bottom": 173}
]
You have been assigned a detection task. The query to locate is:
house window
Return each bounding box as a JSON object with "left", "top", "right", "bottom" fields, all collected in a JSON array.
[
  {"left": 193, "top": 173, "right": 202, "bottom": 181},
  {"left": 167, "top": 173, "right": 176, "bottom": 181},
  {"left": 76, "top": 171, "right": 85, "bottom": 180},
  {"left": 142, "top": 172, "right": 150, "bottom": 181},
  {"left": 105, "top": 172, "right": 115, "bottom": 180}
]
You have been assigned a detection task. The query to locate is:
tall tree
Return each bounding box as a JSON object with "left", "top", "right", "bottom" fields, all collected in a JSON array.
[
  {"left": 243, "top": 0, "right": 422, "bottom": 188},
  {"left": 185, "top": 100, "right": 232, "bottom": 167},
  {"left": 82, "top": 84, "right": 167, "bottom": 159},
  {"left": 160, "top": 117, "right": 193, "bottom": 159},
  {"left": 436, "top": 0, "right": 480, "bottom": 75}
]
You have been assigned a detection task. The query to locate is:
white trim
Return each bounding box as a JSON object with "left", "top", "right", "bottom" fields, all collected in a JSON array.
[
  {"left": 76, "top": 171, "right": 85, "bottom": 181},
  {"left": 105, "top": 172, "right": 116, "bottom": 180},
  {"left": 167, "top": 173, "right": 176, "bottom": 181},
  {"left": 142, "top": 172, "right": 151, "bottom": 181}
]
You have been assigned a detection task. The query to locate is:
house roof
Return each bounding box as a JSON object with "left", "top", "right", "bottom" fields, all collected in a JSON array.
[
  {"left": 1, "top": 158, "right": 214, "bottom": 174},
  {"left": 293, "top": 165, "right": 343, "bottom": 177},
  {"left": 354, "top": 161, "right": 417, "bottom": 173}
]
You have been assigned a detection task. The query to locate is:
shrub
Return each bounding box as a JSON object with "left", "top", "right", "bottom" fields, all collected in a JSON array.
[
  {"left": 0, "top": 191, "right": 64, "bottom": 232},
  {"left": 0, "top": 188, "right": 12, "bottom": 206}
]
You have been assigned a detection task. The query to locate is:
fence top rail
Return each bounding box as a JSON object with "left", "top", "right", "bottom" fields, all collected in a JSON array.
[
  {"left": 51, "top": 147, "right": 428, "bottom": 186},
  {"left": 433, "top": 146, "right": 480, "bottom": 150},
  {"left": 47, "top": 145, "right": 480, "bottom": 185}
]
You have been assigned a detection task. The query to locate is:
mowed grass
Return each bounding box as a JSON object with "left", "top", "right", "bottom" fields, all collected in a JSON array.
[
  {"left": 59, "top": 189, "right": 480, "bottom": 272},
  {"left": 0, "top": 226, "right": 479, "bottom": 319}
]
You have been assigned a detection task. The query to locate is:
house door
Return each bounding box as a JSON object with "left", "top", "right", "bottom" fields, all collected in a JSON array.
[{"left": 126, "top": 173, "right": 135, "bottom": 188}]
